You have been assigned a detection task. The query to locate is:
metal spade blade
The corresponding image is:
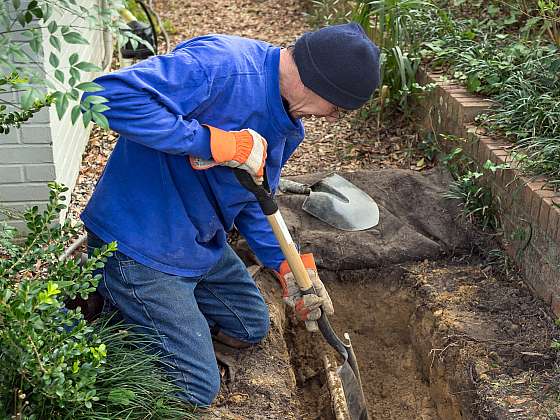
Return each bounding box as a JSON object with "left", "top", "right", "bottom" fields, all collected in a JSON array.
[{"left": 278, "top": 173, "right": 379, "bottom": 231}]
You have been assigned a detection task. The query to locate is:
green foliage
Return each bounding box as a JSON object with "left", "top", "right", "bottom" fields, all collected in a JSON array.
[
  {"left": 353, "top": 0, "right": 437, "bottom": 113},
  {"left": 0, "top": 0, "right": 149, "bottom": 133},
  {"left": 478, "top": 44, "right": 560, "bottom": 184},
  {"left": 45, "top": 318, "right": 196, "bottom": 419},
  {"left": 0, "top": 183, "right": 114, "bottom": 415},
  {"left": 307, "top": 0, "right": 353, "bottom": 26},
  {"left": 499, "top": 0, "right": 560, "bottom": 46},
  {"left": 443, "top": 153, "right": 509, "bottom": 231},
  {"left": 418, "top": 12, "right": 539, "bottom": 95},
  {"left": 0, "top": 184, "right": 194, "bottom": 419},
  {"left": 354, "top": 0, "right": 434, "bottom": 50},
  {"left": 417, "top": 133, "right": 470, "bottom": 171},
  {"left": 412, "top": 4, "right": 560, "bottom": 184},
  {"left": 484, "top": 248, "right": 515, "bottom": 277},
  {"left": 308, "top": 0, "right": 560, "bottom": 183},
  {"left": 381, "top": 45, "right": 435, "bottom": 114},
  {"left": 307, "top": 0, "right": 438, "bottom": 115},
  {"left": 417, "top": 131, "right": 443, "bottom": 163},
  {"left": 444, "top": 168, "right": 498, "bottom": 230},
  {"left": 0, "top": 72, "right": 55, "bottom": 133},
  {"left": 162, "top": 19, "right": 178, "bottom": 35}
]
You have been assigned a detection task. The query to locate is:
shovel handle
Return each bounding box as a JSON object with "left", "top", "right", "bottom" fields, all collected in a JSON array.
[
  {"left": 266, "top": 211, "right": 313, "bottom": 291},
  {"left": 278, "top": 178, "right": 311, "bottom": 195},
  {"left": 233, "top": 169, "right": 313, "bottom": 291}
]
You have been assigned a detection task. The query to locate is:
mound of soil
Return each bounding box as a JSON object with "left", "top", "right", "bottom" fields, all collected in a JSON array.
[{"left": 276, "top": 168, "right": 475, "bottom": 271}]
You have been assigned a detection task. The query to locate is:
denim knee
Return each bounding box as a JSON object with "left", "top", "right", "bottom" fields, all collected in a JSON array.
[
  {"left": 181, "top": 365, "right": 221, "bottom": 407},
  {"left": 248, "top": 303, "right": 270, "bottom": 343}
]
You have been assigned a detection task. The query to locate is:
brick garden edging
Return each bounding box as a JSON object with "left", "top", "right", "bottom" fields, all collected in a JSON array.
[{"left": 415, "top": 68, "right": 560, "bottom": 317}]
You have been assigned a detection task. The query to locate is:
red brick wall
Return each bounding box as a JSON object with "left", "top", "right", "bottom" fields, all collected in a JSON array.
[{"left": 415, "top": 68, "right": 560, "bottom": 316}]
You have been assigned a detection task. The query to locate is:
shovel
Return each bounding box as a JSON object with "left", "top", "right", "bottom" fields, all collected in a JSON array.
[
  {"left": 234, "top": 169, "right": 369, "bottom": 420},
  {"left": 278, "top": 174, "right": 379, "bottom": 231}
]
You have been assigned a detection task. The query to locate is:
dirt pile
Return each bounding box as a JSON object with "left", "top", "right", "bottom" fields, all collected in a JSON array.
[
  {"left": 205, "top": 268, "right": 302, "bottom": 420},
  {"left": 211, "top": 169, "right": 560, "bottom": 420},
  {"left": 277, "top": 168, "right": 475, "bottom": 271}
]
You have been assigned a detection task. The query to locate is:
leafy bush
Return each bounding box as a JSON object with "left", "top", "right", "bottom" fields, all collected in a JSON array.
[
  {"left": 352, "top": 0, "right": 436, "bottom": 113},
  {"left": 0, "top": 0, "right": 149, "bottom": 134},
  {"left": 0, "top": 184, "right": 193, "bottom": 419},
  {"left": 413, "top": 5, "right": 560, "bottom": 184}
]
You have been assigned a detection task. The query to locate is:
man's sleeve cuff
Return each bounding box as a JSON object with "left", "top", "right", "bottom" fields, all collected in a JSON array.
[{"left": 190, "top": 125, "right": 212, "bottom": 159}]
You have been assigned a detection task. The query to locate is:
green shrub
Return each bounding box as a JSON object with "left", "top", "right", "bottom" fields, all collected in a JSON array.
[
  {"left": 0, "top": 0, "right": 148, "bottom": 134},
  {"left": 352, "top": 0, "right": 436, "bottom": 113},
  {"left": 443, "top": 157, "right": 509, "bottom": 231},
  {"left": 0, "top": 183, "right": 194, "bottom": 419}
]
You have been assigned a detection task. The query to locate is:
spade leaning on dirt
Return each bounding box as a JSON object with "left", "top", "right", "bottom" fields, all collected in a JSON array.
[{"left": 80, "top": 23, "right": 381, "bottom": 409}]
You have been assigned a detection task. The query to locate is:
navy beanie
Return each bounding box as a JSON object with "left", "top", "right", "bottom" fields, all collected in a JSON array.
[{"left": 293, "top": 23, "right": 381, "bottom": 110}]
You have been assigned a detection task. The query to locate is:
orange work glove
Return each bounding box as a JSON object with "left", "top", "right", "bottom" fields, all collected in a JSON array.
[
  {"left": 190, "top": 125, "right": 267, "bottom": 182},
  {"left": 276, "top": 254, "right": 334, "bottom": 332}
]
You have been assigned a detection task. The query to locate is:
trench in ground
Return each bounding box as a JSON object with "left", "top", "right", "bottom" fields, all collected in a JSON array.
[{"left": 284, "top": 265, "right": 467, "bottom": 420}]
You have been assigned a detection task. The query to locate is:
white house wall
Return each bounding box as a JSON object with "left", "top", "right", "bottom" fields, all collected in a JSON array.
[{"left": 0, "top": 0, "right": 109, "bottom": 232}]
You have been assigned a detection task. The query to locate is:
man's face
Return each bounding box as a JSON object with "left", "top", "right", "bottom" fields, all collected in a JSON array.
[{"left": 289, "top": 87, "right": 345, "bottom": 122}]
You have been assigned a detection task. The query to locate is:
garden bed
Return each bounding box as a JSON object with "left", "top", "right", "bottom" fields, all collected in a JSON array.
[{"left": 207, "top": 169, "right": 560, "bottom": 420}]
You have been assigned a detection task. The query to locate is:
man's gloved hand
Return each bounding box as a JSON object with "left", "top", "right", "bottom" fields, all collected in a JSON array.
[
  {"left": 275, "top": 253, "right": 334, "bottom": 332},
  {"left": 190, "top": 125, "right": 267, "bottom": 182}
]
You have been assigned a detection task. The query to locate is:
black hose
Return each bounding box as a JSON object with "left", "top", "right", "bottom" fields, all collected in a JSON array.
[{"left": 136, "top": 0, "right": 158, "bottom": 53}]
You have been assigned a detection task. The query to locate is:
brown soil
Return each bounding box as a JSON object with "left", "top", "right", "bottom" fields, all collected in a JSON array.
[
  {"left": 214, "top": 254, "right": 560, "bottom": 420},
  {"left": 324, "top": 270, "right": 441, "bottom": 420},
  {"left": 286, "top": 267, "right": 441, "bottom": 420},
  {"left": 212, "top": 168, "right": 560, "bottom": 420}
]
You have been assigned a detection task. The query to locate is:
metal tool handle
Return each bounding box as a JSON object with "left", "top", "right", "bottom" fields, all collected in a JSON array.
[{"left": 278, "top": 178, "right": 312, "bottom": 195}]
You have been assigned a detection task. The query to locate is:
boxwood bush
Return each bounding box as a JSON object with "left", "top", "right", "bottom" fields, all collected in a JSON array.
[{"left": 0, "top": 183, "right": 194, "bottom": 419}]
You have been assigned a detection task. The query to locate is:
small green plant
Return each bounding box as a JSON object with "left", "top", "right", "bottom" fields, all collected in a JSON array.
[
  {"left": 162, "top": 18, "right": 177, "bottom": 35},
  {"left": 520, "top": 0, "right": 560, "bottom": 46},
  {"left": 485, "top": 248, "right": 515, "bottom": 276},
  {"left": 413, "top": 4, "right": 560, "bottom": 184},
  {"left": 307, "top": 0, "right": 353, "bottom": 26},
  {"left": 443, "top": 159, "right": 508, "bottom": 230},
  {"left": 418, "top": 131, "right": 443, "bottom": 163},
  {"left": 511, "top": 226, "right": 528, "bottom": 242},
  {"left": 0, "top": 183, "right": 193, "bottom": 418},
  {"left": 441, "top": 144, "right": 469, "bottom": 176}
]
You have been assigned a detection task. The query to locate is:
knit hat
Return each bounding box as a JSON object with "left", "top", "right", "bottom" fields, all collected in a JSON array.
[{"left": 293, "top": 23, "right": 381, "bottom": 110}]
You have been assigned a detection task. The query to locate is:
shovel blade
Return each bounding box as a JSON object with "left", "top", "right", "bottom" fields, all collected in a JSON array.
[
  {"left": 339, "top": 361, "right": 369, "bottom": 420},
  {"left": 302, "top": 173, "right": 379, "bottom": 231}
]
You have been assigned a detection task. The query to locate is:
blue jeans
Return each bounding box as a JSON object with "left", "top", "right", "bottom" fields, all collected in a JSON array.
[{"left": 87, "top": 233, "right": 270, "bottom": 406}]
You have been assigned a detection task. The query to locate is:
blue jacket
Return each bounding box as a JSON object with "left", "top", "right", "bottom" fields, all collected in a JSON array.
[{"left": 81, "top": 35, "right": 305, "bottom": 276}]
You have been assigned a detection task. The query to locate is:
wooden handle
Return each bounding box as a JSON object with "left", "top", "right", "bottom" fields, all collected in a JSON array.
[
  {"left": 267, "top": 211, "right": 313, "bottom": 291},
  {"left": 278, "top": 178, "right": 311, "bottom": 195}
]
